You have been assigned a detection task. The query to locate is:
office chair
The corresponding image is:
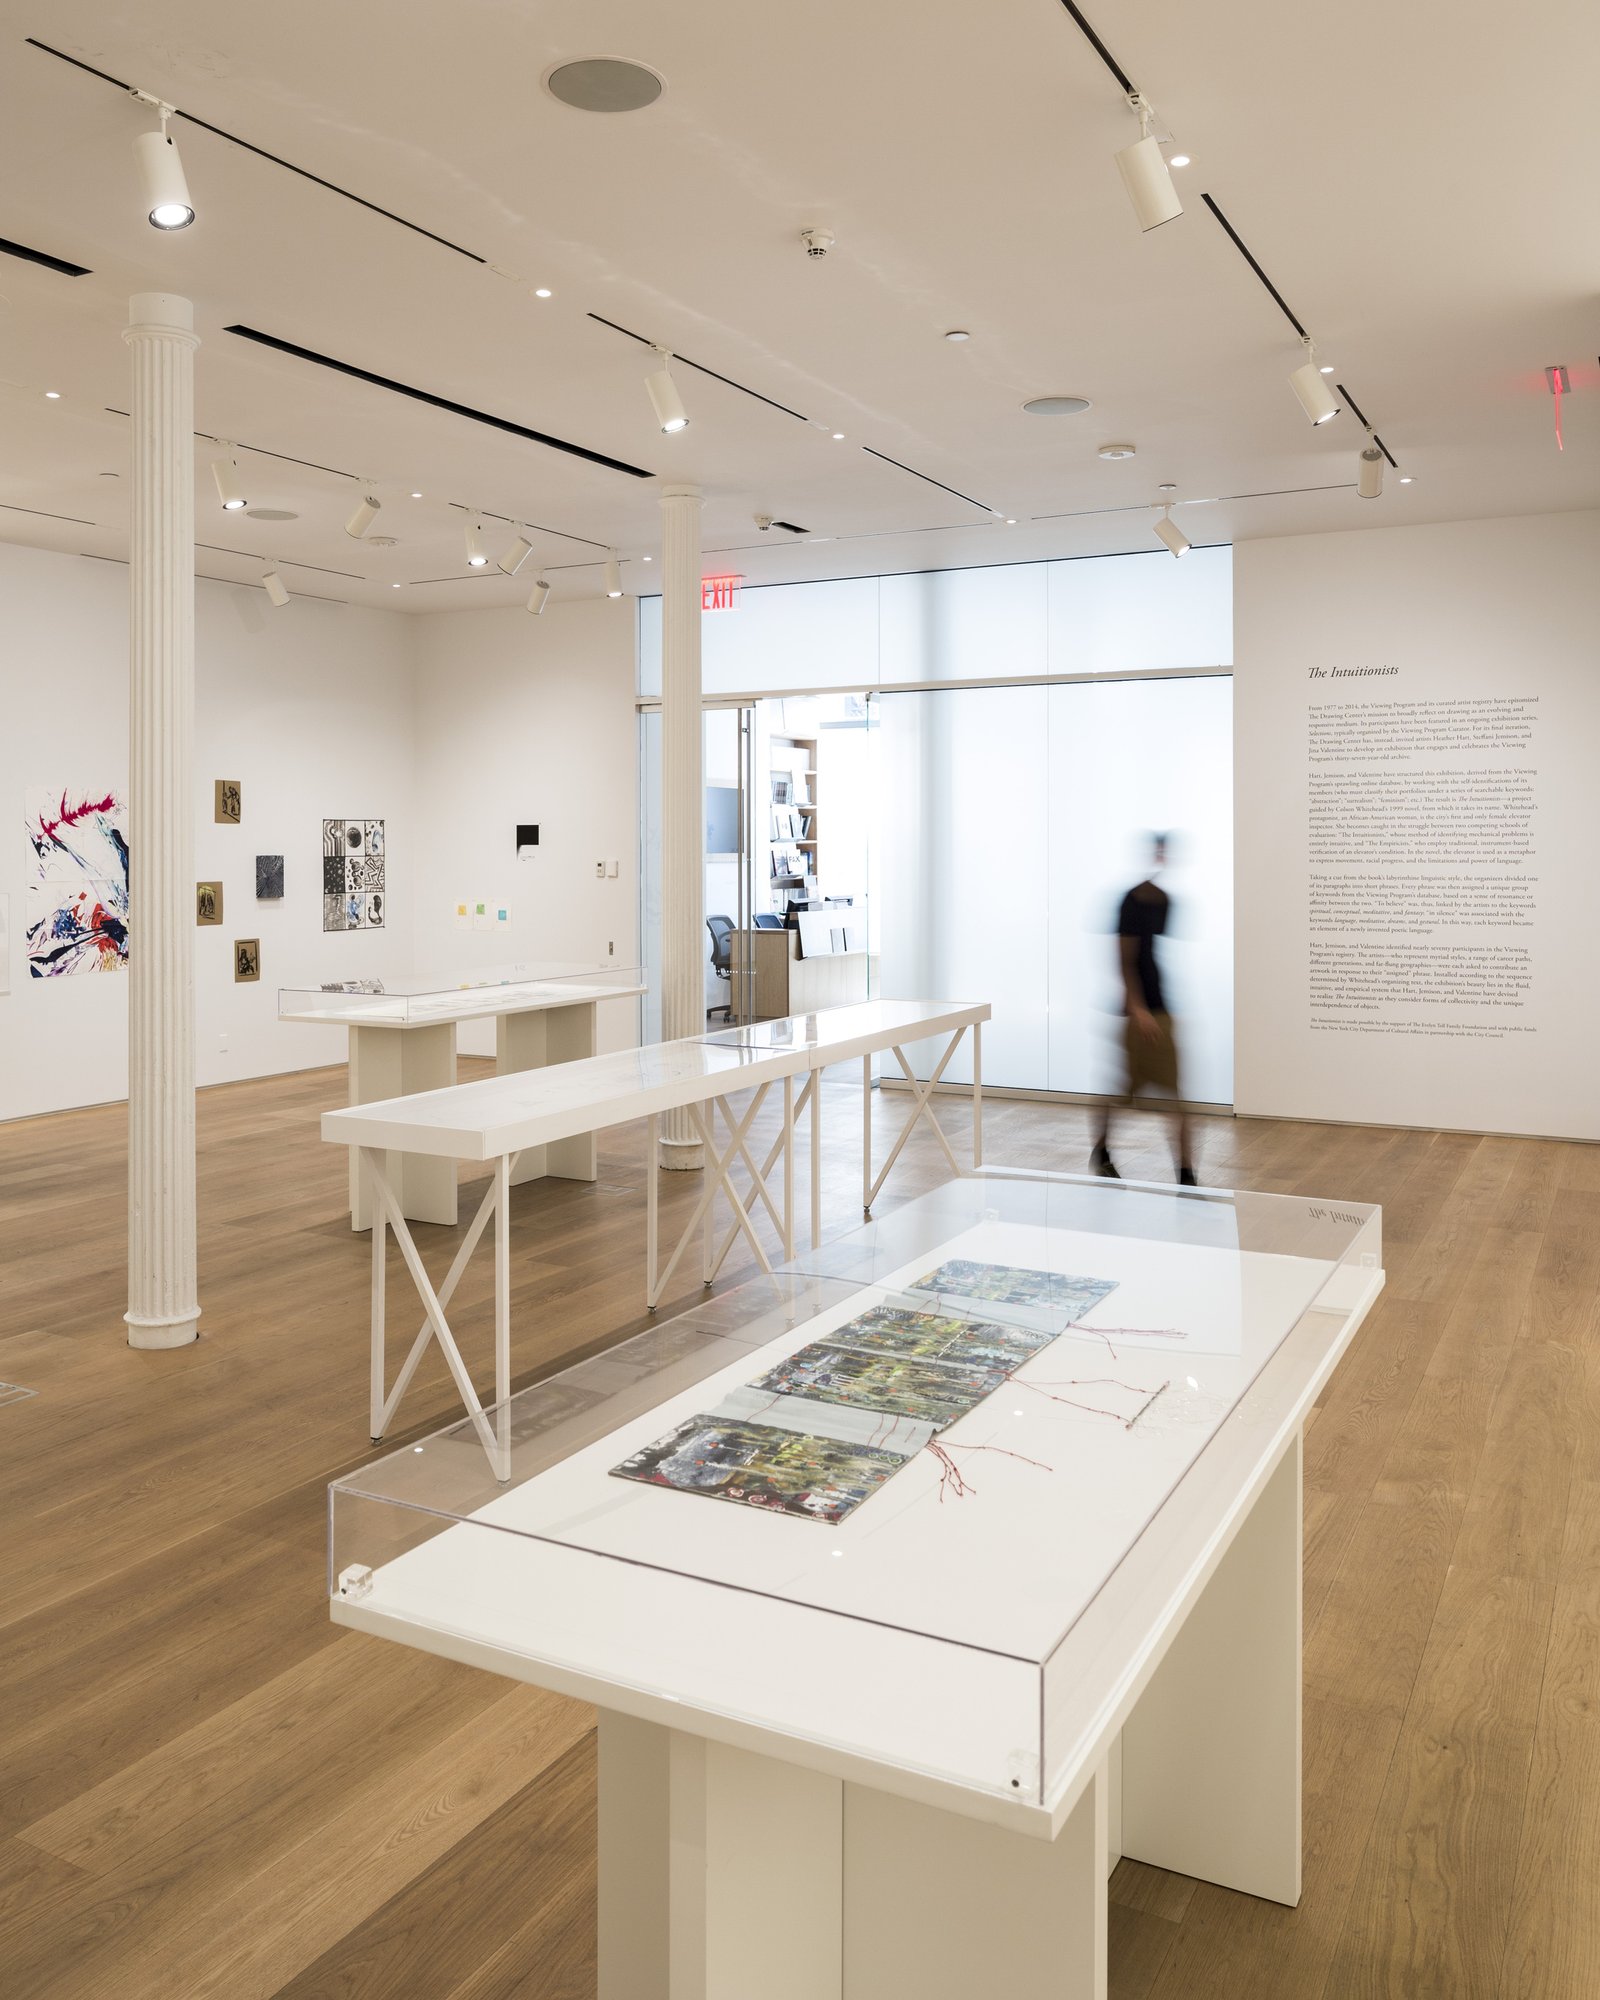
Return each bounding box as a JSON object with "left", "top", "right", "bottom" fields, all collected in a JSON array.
[
  {"left": 706, "top": 914, "right": 735, "bottom": 1021},
  {"left": 752, "top": 913, "right": 784, "bottom": 930}
]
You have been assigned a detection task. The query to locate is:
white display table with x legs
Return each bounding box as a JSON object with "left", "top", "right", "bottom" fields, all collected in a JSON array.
[
  {"left": 329, "top": 1172, "right": 1383, "bottom": 2000},
  {"left": 320, "top": 999, "right": 989, "bottom": 1466},
  {"left": 280, "top": 962, "right": 644, "bottom": 1231}
]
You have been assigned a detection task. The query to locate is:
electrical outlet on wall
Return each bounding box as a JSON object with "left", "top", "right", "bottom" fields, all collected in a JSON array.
[{"left": 595, "top": 860, "right": 605, "bottom": 878}]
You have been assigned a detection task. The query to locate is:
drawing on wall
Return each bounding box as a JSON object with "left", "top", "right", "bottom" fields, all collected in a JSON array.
[
  {"left": 473, "top": 899, "right": 510, "bottom": 931},
  {"left": 196, "top": 881, "right": 223, "bottom": 925},
  {"left": 322, "top": 819, "right": 385, "bottom": 931},
  {"left": 234, "top": 938, "right": 260, "bottom": 982},
  {"left": 25, "top": 789, "right": 130, "bottom": 979},
  {"left": 255, "top": 855, "right": 284, "bottom": 899},
  {"left": 215, "top": 779, "right": 242, "bottom": 824},
  {"left": 516, "top": 823, "right": 539, "bottom": 859}
]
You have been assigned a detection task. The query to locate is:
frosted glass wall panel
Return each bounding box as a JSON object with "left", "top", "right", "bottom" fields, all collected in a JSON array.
[
  {"left": 877, "top": 564, "right": 1049, "bottom": 684},
  {"left": 1046, "top": 546, "right": 1231, "bottom": 675},
  {"left": 874, "top": 687, "right": 1050, "bottom": 1087},
  {"left": 1046, "top": 677, "right": 1233, "bottom": 1103},
  {"left": 638, "top": 576, "right": 880, "bottom": 699},
  {"left": 638, "top": 710, "right": 663, "bottom": 1043}
]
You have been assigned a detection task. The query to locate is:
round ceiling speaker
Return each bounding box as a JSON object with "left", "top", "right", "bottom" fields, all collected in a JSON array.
[
  {"left": 546, "top": 58, "right": 663, "bottom": 113},
  {"left": 247, "top": 507, "right": 299, "bottom": 521},
  {"left": 1023, "top": 396, "right": 1091, "bottom": 416},
  {"left": 366, "top": 534, "right": 399, "bottom": 548},
  {"left": 1097, "top": 442, "right": 1137, "bottom": 460}
]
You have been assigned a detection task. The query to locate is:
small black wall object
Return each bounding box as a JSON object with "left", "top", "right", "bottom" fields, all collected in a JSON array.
[{"left": 516, "top": 824, "right": 539, "bottom": 850}]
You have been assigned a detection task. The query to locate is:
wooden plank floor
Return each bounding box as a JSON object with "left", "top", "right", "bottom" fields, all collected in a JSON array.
[{"left": 1, "top": 1062, "right": 1596, "bottom": 1997}]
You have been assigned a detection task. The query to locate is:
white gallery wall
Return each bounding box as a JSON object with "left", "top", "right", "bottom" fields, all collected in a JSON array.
[
  {"left": 0, "top": 542, "right": 419, "bottom": 1121},
  {"left": 409, "top": 596, "right": 639, "bottom": 1057},
  {"left": 1235, "top": 509, "right": 1600, "bottom": 1141}
]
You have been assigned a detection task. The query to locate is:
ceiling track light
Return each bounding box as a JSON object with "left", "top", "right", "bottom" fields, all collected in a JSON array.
[
  {"left": 210, "top": 452, "right": 247, "bottom": 511},
  {"left": 345, "top": 489, "right": 382, "bottom": 538},
  {"left": 602, "top": 554, "right": 623, "bottom": 598},
  {"left": 1152, "top": 503, "right": 1190, "bottom": 559},
  {"left": 132, "top": 95, "right": 195, "bottom": 230},
  {"left": 1289, "top": 338, "right": 1341, "bottom": 425},
  {"left": 526, "top": 578, "right": 551, "bottom": 616},
  {"left": 645, "top": 347, "right": 689, "bottom": 433},
  {"left": 1357, "top": 436, "right": 1385, "bottom": 499},
  {"left": 1115, "top": 94, "right": 1182, "bottom": 233},
  {"left": 497, "top": 532, "right": 534, "bottom": 575},
  {"left": 262, "top": 568, "right": 289, "bottom": 607},
  {"left": 465, "top": 517, "right": 488, "bottom": 567}
]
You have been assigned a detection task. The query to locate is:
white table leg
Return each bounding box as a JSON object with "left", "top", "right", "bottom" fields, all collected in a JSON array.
[
  {"left": 646, "top": 1113, "right": 660, "bottom": 1311},
  {"left": 782, "top": 1071, "right": 795, "bottom": 1262},
  {"left": 369, "top": 1155, "right": 387, "bottom": 1441},
  {"left": 598, "top": 1715, "right": 1108, "bottom": 2000},
  {"left": 347, "top": 1023, "right": 459, "bottom": 1230},
  {"left": 810, "top": 1064, "right": 823, "bottom": 1251},
  {"left": 972, "top": 1017, "right": 984, "bottom": 1168},
  {"left": 1120, "top": 1427, "right": 1303, "bottom": 1905},
  {"left": 498, "top": 1001, "right": 599, "bottom": 1185},
  {"left": 649, "top": 1090, "right": 774, "bottom": 1308},
  {"left": 862, "top": 1051, "right": 872, "bottom": 1214},
  {"left": 844, "top": 1763, "right": 1108, "bottom": 1998},
  {"left": 865, "top": 1031, "right": 965, "bottom": 1210}
]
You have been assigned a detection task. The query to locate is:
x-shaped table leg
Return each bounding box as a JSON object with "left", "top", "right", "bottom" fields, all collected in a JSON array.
[
  {"left": 864, "top": 1029, "right": 968, "bottom": 1210},
  {"left": 647, "top": 1085, "right": 774, "bottom": 1309}
]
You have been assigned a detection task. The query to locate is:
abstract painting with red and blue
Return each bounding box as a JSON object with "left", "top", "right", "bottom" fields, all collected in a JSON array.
[{"left": 26, "top": 787, "right": 130, "bottom": 978}]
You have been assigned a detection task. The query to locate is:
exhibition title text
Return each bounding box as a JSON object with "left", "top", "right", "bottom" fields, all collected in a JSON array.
[{"left": 1307, "top": 665, "right": 1399, "bottom": 679}]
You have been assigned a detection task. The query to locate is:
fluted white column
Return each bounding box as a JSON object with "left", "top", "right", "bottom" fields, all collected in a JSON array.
[
  {"left": 659, "top": 482, "right": 704, "bottom": 1169},
  {"left": 124, "top": 293, "right": 201, "bottom": 1348}
]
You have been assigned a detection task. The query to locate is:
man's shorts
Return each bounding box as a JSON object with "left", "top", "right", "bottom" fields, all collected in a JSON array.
[{"left": 1123, "top": 1012, "right": 1180, "bottom": 1096}]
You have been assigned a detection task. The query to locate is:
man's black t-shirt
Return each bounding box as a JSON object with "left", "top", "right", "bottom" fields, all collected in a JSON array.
[{"left": 1117, "top": 882, "right": 1169, "bottom": 1015}]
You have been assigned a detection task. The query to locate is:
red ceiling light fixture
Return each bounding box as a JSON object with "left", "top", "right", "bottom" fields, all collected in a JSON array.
[{"left": 1545, "top": 365, "right": 1569, "bottom": 451}]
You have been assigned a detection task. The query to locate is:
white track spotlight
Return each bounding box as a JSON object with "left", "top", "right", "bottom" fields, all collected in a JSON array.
[
  {"left": 262, "top": 568, "right": 290, "bottom": 607},
  {"left": 645, "top": 348, "right": 689, "bottom": 433},
  {"left": 1357, "top": 441, "right": 1385, "bottom": 499},
  {"left": 602, "top": 554, "right": 623, "bottom": 597},
  {"left": 1152, "top": 504, "right": 1190, "bottom": 559},
  {"left": 210, "top": 453, "right": 247, "bottom": 511},
  {"left": 1114, "top": 95, "right": 1182, "bottom": 232},
  {"left": 465, "top": 517, "right": 489, "bottom": 567},
  {"left": 525, "top": 578, "right": 551, "bottom": 616},
  {"left": 346, "top": 491, "right": 381, "bottom": 538},
  {"left": 1289, "top": 339, "right": 1341, "bottom": 425},
  {"left": 133, "top": 103, "right": 195, "bottom": 230},
  {"left": 497, "top": 532, "right": 534, "bottom": 576}
]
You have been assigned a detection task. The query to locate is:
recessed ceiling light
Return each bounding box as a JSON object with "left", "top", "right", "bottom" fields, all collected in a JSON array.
[
  {"left": 1319, "top": 365, "right": 1335, "bottom": 375},
  {"left": 945, "top": 329, "right": 971, "bottom": 343},
  {"left": 642, "top": 554, "right": 652, "bottom": 562},
  {"left": 832, "top": 431, "right": 845, "bottom": 440},
  {"left": 546, "top": 58, "right": 663, "bottom": 113},
  {"left": 392, "top": 582, "right": 402, "bottom": 588},
  {"left": 534, "top": 288, "right": 552, "bottom": 299},
  {"left": 44, "top": 389, "right": 60, "bottom": 399},
  {"left": 1097, "top": 441, "right": 1137, "bottom": 460},
  {"left": 1399, "top": 475, "right": 1413, "bottom": 483},
  {"left": 1158, "top": 482, "right": 1177, "bottom": 492},
  {"left": 1005, "top": 518, "right": 1017, "bottom": 525},
  {"left": 410, "top": 490, "right": 422, "bottom": 499},
  {"left": 1024, "top": 396, "right": 1092, "bottom": 416},
  {"left": 1168, "top": 153, "right": 1191, "bottom": 168}
]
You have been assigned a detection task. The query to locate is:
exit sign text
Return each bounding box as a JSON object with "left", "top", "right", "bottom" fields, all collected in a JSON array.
[{"left": 702, "top": 574, "right": 743, "bottom": 612}]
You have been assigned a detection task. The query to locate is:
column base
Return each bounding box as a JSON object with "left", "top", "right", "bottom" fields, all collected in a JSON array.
[
  {"left": 125, "top": 1308, "right": 201, "bottom": 1350},
  {"left": 658, "top": 1137, "right": 704, "bottom": 1172}
]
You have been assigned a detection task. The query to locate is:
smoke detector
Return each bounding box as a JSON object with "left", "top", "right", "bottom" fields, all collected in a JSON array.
[
  {"left": 1097, "top": 442, "right": 1137, "bottom": 460},
  {"left": 754, "top": 514, "right": 775, "bottom": 531},
  {"left": 800, "top": 228, "right": 834, "bottom": 259}
]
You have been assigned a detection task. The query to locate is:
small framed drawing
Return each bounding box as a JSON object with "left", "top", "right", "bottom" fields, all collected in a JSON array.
[
  {"left": 234, "top": 938, "right": 260, "bottom": 982},
  {"left": 196, "top": 881, "right": 223, "bottom": 925},
  {"left": 215, "top": 779, "right": 242, "bottom": 824},
  {"left": 255, "top": 854, "right": 284, "bottom": 899}
]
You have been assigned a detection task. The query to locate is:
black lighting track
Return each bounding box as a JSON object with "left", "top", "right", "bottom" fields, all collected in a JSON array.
[
  {"left": 223, "top": 325, "right": 656, "bottom": 479},
  {"left": 195, "top": 541, "right": 363, "bottom": 580},
  {"left": 1334, "top": 385, "right": 1398, "bottom": 469},
  {"left": 1055, "top": 0, "right": 1136, "bottom": 95},
  {"left": 0, "top": 499, "right": 95, "bottom": 525},
  {"left": 104, "top": 408, "right": 360, "bottom": 482},
  {"left": 588, "top": 314, "right": 812, "bottom": 424},
  {"left": 862, "top": 446, "right": 995, "bottom": 516},
  {"left": 26, "top": 38, "right": 485, "bottom": 264},
  {"left": 0, "top": 233, "right": 90, "bottom": 277},
  {"left": 442, "top": 499, "right": 610, "bottom": 551}
]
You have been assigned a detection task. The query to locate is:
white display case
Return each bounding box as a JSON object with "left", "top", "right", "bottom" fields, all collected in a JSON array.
[
  {"left": 277, "top": 957, "right": 641, "bottom": 1027},
  {"left": 329, "top": 1170, "right": 1382, "bottom": 1828}
]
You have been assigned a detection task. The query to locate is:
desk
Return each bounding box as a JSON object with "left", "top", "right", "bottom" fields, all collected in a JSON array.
[
  {"left": 731, "top": 927, "right": 870, "bottom": 1018},
  {"left": 330, "top": 1171, "right": 1384, "bottom": 1998},
  {"left": 279, "top": 964, "right": 643, "bottom": 1230},
  {"left": 320, "top": 999, "right": 988, "bottom": 1465}
]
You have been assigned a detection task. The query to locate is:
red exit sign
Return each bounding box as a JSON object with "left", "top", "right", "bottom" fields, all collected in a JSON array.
[{"left": 702, "top": 574, "right": 743, "bottom": 612}]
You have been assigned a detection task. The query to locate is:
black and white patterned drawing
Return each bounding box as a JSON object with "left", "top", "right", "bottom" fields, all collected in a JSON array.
[
  {"left": 322, "top": 819, "right": 385, "bottom": 931},
  {"left": 256, "top": 854, "right": 284, "bottom": 900}
]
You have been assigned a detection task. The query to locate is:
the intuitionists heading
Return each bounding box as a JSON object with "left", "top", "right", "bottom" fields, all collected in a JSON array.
[{"left": 1307, "top": 664, "right": 1399, "bottom": 679}]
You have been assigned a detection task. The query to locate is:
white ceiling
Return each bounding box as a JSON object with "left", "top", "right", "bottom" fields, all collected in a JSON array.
[{"left": 0, "top": 0, "right": 1594, "bottom": 612}]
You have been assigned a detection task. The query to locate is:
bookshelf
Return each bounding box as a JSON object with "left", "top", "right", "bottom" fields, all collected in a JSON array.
[{"left": 768, "top": 731, "right": 818, "bottom": 917}]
